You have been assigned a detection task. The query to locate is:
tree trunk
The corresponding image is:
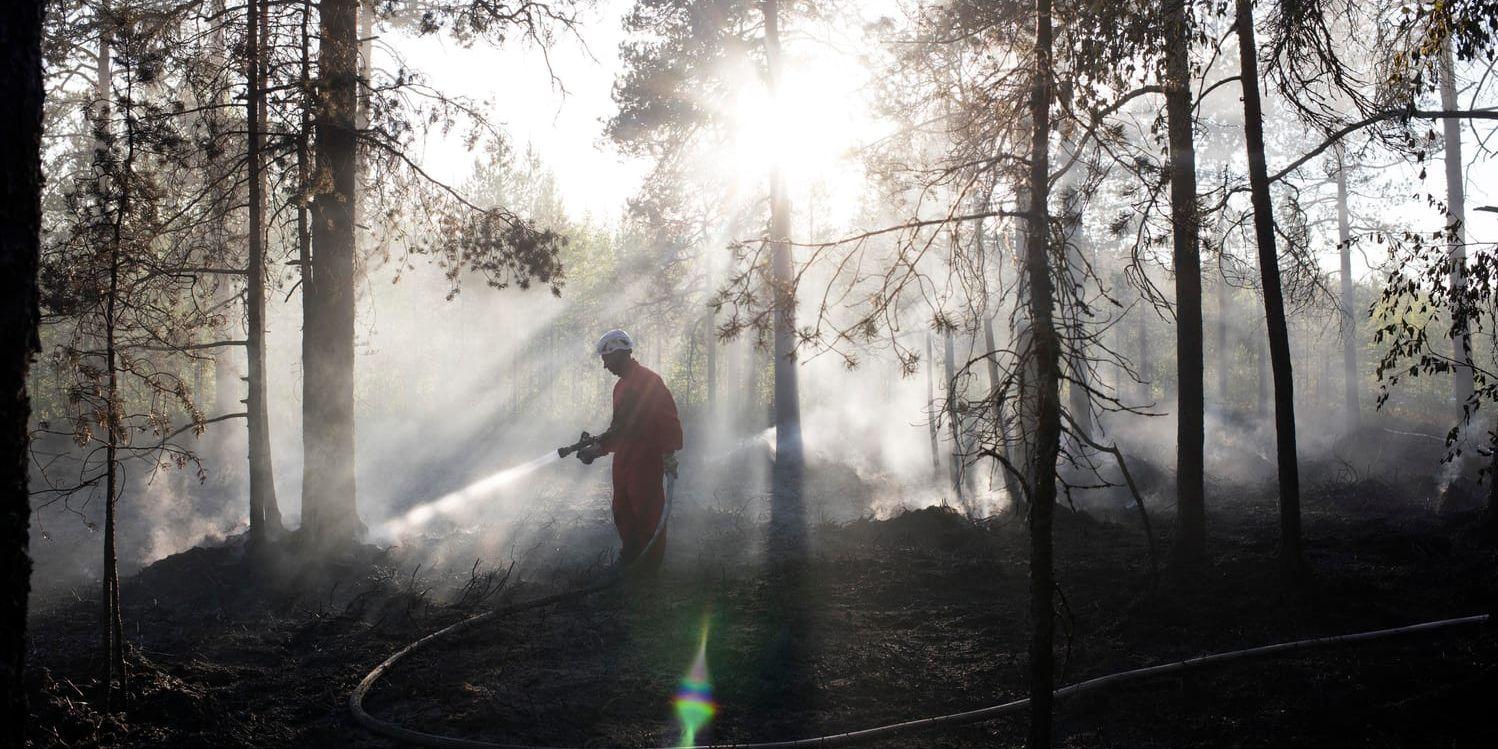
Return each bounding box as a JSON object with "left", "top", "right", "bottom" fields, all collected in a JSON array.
[
  {"left": 1136, "top": 302, "right": 1149, "bottom": 404},
  {"left": 0, "top": 0, "right": 44, "bottom": 737},
  {"left": 983, "top": 225, "right": 1024, "bottom": 507},
  {"left": 944, "top": 330, "right": 963, "bottom": 500},
  {"left": 1216, "top": 275, "right": 1230, "bottom": 403},
  {"left": 1439, "top": 36, "right": 1480, "bottom": 511},
  {"left": 103, "top": 275, "right": 123, "bottom": 700},
  {"left": 1165, "top": 0, "right": 1205, "bottom": 563},
  {"left": 926, "top": 333, "right": 942, "bottom": 484},
  {"left": 304, "top": 0, "right": 362, "bottom": 547},
  {"left": 1236, "top": 0, "right": 1304, "bottom": 579},
  {"left": 743, "top": 335, "right": 760, "bottom": 428},
  {"left": 1024, "top": 0, "right": 1060, "bottom": 745},
  {"left": 1051, "top": 147, "right": 1094, "bottom": 445},
  {"left": 944, "top": 220, "right": 964, "bottom": 499},
  {"left": 1440, "top": 41, "right": 1473, "bottom": 423},
  {"left": 245, "top": 0, "right": 283, "bottom": 546},
  {"left": 94, "top": 11, "right": 127, "bottom": 699},
  {"left": 296, "top": 0, "right": 314, "bottom": 531},
  {"left": 1061, "top": 196, "right": 1094, "bottom": 441},
  {"left": 1256, "top": 333, "right": 1268, "bottom": 416},
  {"left": 706, "top": 242, "right": 718, "bottom": 418},
  {"left": 356, "top": 0, "right": 372, "bottom": 235},
  {"left": 725, "top": 331, "right": 740, "bottom": 424},
  {"left": 763, "top": 0, "right": 804, "bottom": 557}
]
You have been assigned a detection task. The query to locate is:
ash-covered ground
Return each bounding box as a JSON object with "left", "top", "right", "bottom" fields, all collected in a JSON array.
[{"left": 23, "top": 430, "right": 1498, "bottom": 748}]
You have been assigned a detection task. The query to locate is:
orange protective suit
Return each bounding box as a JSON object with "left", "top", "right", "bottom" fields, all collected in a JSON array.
[{"left": 598, "top": 360, "right": 682, "bottom": 569}]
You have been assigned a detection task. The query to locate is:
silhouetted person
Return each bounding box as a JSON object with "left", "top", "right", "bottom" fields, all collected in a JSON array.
[{"left": 575, "top": 329, "right": 682, "bottom": 571}]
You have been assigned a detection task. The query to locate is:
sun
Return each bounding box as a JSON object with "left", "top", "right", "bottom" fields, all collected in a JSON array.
[{"left": 717, "top": 48, "right": 889, "bottom": 227}]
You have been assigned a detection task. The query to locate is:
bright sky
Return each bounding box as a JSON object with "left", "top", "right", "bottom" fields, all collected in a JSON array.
[
  {"left": 387, "top": 2, "right": 644, "bottom": 219},
  {"left": 383, "top": 1, "right": 1497, "bottom": 278},
  {"left": 385, "top": 0, "right": 900, "bottom": 230}
]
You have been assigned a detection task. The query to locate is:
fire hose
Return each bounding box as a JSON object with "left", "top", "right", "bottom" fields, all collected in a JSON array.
[
  {"left": 350, "top": 461, "right": 1493, "bottom": 747},
  {"left": 351, "top": 608, "right": 1490, "bottom": 749}
]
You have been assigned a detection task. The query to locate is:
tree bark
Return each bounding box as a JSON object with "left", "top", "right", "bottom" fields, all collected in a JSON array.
[
  {"left": 304, "top": 0, "right": 362, "bottom": 547},
  {"left": 1136, "top": 302, "right": 1150, "bottom": 404},
  {"left": 705, "top": 229, "right": 718, "bottom": 418},
  {"left": 0, "top": 0, "right": 44, "bottom": 738},
  {"left": 926, "top": 333, "right": 942, "bottom": 484},
  {"left": 245, "top": 0, "right": 283, "bottom": 546},
  {"left": 1440, "top": 41, "right": 1473, "bottom": 422},
  {"left": 103, "top": 237, "right": 124, "bottom": 701},
  {"left": 94, "top": 10, "right": 127, "bottom": 698},
  {"left": 1335, "top": 148, "right": 1358, "bottom": 430},
  {"left": 356, "top": 0, "right": 372, "bottom": 236},
  {"left": 296, "top": 0, "right": 314, "bottom": 533},
  {"left": 1236, "top": 0, "right": 1304, "bottom": 579},
  {"left": 743, "top": 334, "right": 760, "bottom": 428},
  {"left": 1165, "top": 0, "right": 1205, "bottom": 563},
  {"left": 1256, "top": 333, "right": 1268, "bottom": 416},
  {"left": 1060, "top": 189, "right": 1094, "bottom": 442},
  {"left": 983, "top": 225, "right": 1024, "bottom": 507},
  {"left": 763, "top": 0, "right": 804, "bottom": 558},
  {"left": 944, "top": 330, "right": 963, "bottom": 500},
  {"left": 1216, "top": 275, "right": 1230, "bottom": 403},
  {"left": 944, "top": 222, "right": 964, "bottom": 499},
  {"left": 1024, "top": 0, "right": 1060, "bottom": 745}
]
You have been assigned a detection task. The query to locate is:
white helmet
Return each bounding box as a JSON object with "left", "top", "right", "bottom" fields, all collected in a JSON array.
[{"left": 595, "top": 329, "right": 634, "bottom": 357}]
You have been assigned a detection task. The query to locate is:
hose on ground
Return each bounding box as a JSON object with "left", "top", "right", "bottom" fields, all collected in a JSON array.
[
  {"left": 351, "top": 473, "right": 676, "bottom": 748},
  {"left": 350, "top": 487, "right": 1493, "bottom": 747}
]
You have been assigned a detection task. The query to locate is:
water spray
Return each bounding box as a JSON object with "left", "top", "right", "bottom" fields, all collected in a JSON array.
[
  {"left": 376, "top": 451, "right": 563, "bottom": 540},
  {"left": 349, "top": 445, "right": 1497, "bottom": 748}
]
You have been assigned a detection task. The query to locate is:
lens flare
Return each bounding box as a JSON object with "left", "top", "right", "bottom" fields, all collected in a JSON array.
[
  {"left": 376, "top": 451, "right": 562, "bottom": 540},
  {"left": 673, "top": 618, "right": 716, "bottom": 748}
]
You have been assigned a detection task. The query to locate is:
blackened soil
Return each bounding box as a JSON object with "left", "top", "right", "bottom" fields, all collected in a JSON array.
[{"left": 26, "top": 478, "right": 1498, "bottom": 748}]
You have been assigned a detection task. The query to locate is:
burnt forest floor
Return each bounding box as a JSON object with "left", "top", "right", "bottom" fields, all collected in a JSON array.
[{"left": 24, "top": 463, "right": 1498, "bottom": 748}]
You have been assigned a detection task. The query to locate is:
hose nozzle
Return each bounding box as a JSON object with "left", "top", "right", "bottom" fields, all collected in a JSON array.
[{"left": 557, "top": 431, "right": 596, "bottom": 459}]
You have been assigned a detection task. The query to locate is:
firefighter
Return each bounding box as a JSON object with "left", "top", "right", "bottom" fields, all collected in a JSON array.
[{"left": 575, "top": 329, "right": 682, "bottom": 571}]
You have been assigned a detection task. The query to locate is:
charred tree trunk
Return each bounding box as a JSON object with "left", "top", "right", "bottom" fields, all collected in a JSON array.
[
  {"left": 1256, "top": 332, "right": 1269, "bottom": 416},
  {"left": 1024, "top": 0, "right": 1061, "bottom": 744},
  {"left": 0, "top": 0, "right": 44, "bottom": 737},
  {"left": 1335, "top": 148, "right": 1358, "bottom": 430},
  {"left": 763, "top": 0, "right": 804, "bottom": 557},
  {"left": 356, "top": 0, "right": 372, "bottom": 238},
  {"left": 245, "top": 0, "right": 283, "bottom": 546},
  {"left": 304, "top": 0, "right": 362, "bottom": 547},
  {"left": 296, "top": 0, "right": 314, "bottom": 531},
  {"left": 1165, "top": 0, "right": 1205, "bottom": 563},
  {"left": 1235, "top": 0, "right": 1304, "bottom": 579},
  {"left": 103, "top": 233, "right": 124, "bottom": 702},
  {"left": 94, "top": 12, "right": 127, "bottom": 699}
]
